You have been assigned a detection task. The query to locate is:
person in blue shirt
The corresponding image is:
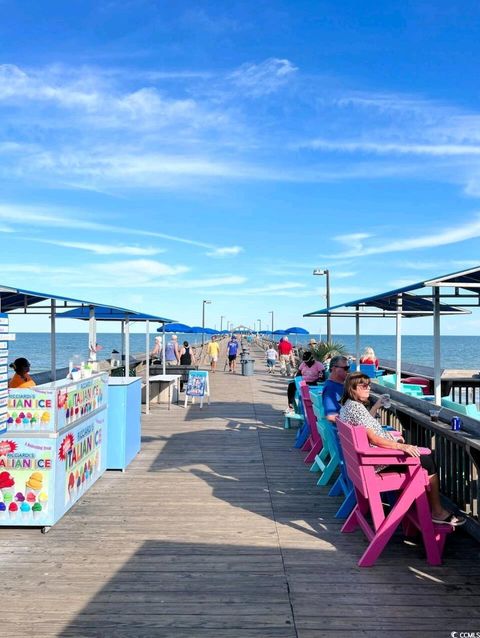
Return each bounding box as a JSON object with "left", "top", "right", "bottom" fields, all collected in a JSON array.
[
  {"left": 227, "top": 335, "right": 239, "bottom": 373},
  {"left": 322, "top": 355, "right": 350, "bottom": 422}
]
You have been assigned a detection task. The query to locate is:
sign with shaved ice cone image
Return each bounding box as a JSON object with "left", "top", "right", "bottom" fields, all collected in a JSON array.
[
  {"left": 0, "top": 438, "right": 52, "bottom": 526},
  {"left": 56, "top": 376, "right": 107, "bottom": 431},
  {"left": 58, "top": 415, "right": 105, "bottom": 506},
  {"left": 7, "top": 388, "right": 54, "bottom": 432}
]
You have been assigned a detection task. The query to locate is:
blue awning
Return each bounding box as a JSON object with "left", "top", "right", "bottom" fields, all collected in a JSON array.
[
  {"left": 0, "top": 284, "right": 136, "bottom": 315},
  {"left": 57, "top": 307, "right": 175, "bottom": 323},
  {"left": 304, "top": 265, "right": 480, "bottom": 317}
]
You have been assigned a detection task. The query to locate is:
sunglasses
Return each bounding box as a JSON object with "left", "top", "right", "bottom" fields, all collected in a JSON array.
[
  {"left": 357, "top": 382, "right": 371, "bottom": 389},
  {"left": 334, "top": 365, "right": 350, "bottom": 370}
]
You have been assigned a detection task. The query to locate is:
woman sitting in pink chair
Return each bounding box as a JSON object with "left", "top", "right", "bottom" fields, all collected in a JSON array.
[{"left": 339, "top": 371, "right": 465, "bottom": 527}]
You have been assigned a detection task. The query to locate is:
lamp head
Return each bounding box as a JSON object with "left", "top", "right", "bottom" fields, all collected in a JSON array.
[{"left": 313, "top": 269, "right": 327, "bottom": 276}]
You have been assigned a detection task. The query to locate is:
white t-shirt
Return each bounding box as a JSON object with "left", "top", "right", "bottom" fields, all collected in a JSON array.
[{"left": 266, "top": 348, "right": 278, "bottom": 360}]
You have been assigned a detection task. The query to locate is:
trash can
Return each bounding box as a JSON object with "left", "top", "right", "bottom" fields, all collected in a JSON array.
[{"left": 241, "top": 358, "right": 255, "bottom": 376}]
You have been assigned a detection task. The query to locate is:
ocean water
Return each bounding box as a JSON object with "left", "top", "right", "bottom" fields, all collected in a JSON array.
[
  {"left": 6, "top": 332, "right": 480, "bottom": 374},
  {"left": 8, "top": 332, "right": 202, "bottom": 374}
]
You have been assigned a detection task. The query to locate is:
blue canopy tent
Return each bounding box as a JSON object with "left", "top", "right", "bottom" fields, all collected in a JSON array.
[
  {"left": 285, "top": 326, "right": 309, "bottom": 345},
  {"left": 57, "top": 306, "right": 175, "bottom": 414},
  {"left": 158, "top": 322, "right": 192, "bottom": 333},
  {"left": 273, "top": 329, "right": 288, "bottom": 336},
  {"left": 285, "top": 327, "right": 309, "bottom": 335}
]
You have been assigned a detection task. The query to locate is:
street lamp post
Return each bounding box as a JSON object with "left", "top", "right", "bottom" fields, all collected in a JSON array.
[
  {"left": 202, "top": 300, "right": 212, "bottom": 347},
  {"left": 257, "top": 318, "right": 262, "bottom": 333},
  {"left": 313, "top": 269, "right": 331, "bottom": 342},
  {"left": 269, "top": 310, "right": 274, "bottom": 335},
  {"left": 220, "top": 315, "right": 225, "bottom": 332}
]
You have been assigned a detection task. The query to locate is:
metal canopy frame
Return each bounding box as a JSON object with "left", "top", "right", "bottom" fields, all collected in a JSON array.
[
  {"left": 57, "top": 308, "right": 176, "bottom": 415},
  {"left": 303, "top": 265, "right": 480, "bottom": 403},
  {"left": 0, "top": 284, "right": 141, "bottom": 383}
]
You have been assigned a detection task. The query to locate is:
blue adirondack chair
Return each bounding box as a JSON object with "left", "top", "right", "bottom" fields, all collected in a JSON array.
[
  {"left": 309, "top": 393, "right": 341, "bottom": 486},
  {"left": 359, "top": 363, "right": 384, "bottom": 378},
  {"left": 308, "top": 393, "right": 356, "bottom": 517}
]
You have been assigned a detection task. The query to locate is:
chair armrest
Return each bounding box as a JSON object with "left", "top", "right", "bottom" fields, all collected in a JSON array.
[{"left": 359, "top": 446, "right": 430, "bottom": 457}]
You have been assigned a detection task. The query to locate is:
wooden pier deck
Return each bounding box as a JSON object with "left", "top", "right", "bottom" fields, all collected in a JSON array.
[{"left": 2, "top": 344, "right": 480, "bottom": 637}]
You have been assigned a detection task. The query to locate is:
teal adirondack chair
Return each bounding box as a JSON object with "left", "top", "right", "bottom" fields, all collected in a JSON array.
[
  {"left": 309, "top": 393, "right": 341, "bottom": 486},
  {"left": 441, "top": 397, "right": 480, "bottom": 420}
]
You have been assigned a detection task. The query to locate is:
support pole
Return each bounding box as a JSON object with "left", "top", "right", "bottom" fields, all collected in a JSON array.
[
  {"left": 124, "top": 318, "right": 130, "bottom": 378},
  {"left": 146, "top": 320, "right": 150, "bottom": 415},
  {"left": 88, "top": 306, "right": 97, "bottom": 362},
  {"left": 162, "top": 322, "right": 166, "bottom": 376},
  {"left": 433, "top": 287, "right": 442, "bottom": 405},
  {"left": 120, "top": 320, "right": 125, "bottom": 363},
  {"left": 395, "top": 295, "right": 402, "bottom": 391},
  {"left": 355, "top": 306, "right": 360, "bottom": 371},
  {"left": 50, "top": 299, "right": 56, "bottom": 382},
  {"left": 326, "top": 269, "right": 331, "bottom": 343}
]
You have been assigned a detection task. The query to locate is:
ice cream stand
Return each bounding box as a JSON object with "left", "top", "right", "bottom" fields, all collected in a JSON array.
[
  {"left": 55, "top": 306, "right": 175, "bottom": 469},
  {"left": 0, "top": 285, "right": 141, "bottom": 530}
]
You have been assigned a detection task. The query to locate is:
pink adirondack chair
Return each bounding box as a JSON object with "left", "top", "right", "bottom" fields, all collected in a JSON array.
[
  {"left": 299, "top": 381, "right": 323, "bottom": 463},
  {"left": 336, "top": 417, "right": 452, "bottom": 567}
]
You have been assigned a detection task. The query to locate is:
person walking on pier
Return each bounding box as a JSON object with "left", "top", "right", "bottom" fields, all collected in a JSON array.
[
  {"left": 278, "top": 337, "right": 294, "bottom": 376},
  {"left": 226, "top": 335, "right": 239, "bottom": 373},
  {"left": 165, "top": 335, "right": 180, "bottom": 365},
  {"left": 207, "top": 335, "right": 220, "bottom": 373},
  {"left": 265, "top": 345, "right": 278, "bottom": 373}
]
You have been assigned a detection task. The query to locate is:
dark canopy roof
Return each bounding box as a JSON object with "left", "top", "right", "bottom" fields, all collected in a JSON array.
[
  {"left": 304, "top": 266, "right": 480, "bottom": 318},
  {"left": 0, "top": 284, "right": 135, "bottom": 315}
]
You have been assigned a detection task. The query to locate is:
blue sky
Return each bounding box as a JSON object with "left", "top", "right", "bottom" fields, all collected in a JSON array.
[{"left": 1, "top": 0, "right": 480, "bottom": 335}]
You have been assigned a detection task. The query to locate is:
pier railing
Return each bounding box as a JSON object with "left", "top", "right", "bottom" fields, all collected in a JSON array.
[{"left": 372, "top": 383, "right": 480, "bottom": 540}]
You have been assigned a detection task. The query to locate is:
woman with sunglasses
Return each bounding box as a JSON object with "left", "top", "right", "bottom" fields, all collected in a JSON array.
[
  {"left": 338, "top": 371, "right": 465, "bottom": 527},
  {"left": 8, "top": 357, "right": 36, "bottom": 389}
]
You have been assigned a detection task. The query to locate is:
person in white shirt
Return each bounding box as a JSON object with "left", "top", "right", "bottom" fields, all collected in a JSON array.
[{"left": 265, "top": 346, "right": 278, "bottom": 374}]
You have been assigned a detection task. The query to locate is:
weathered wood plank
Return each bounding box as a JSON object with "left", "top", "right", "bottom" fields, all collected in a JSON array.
[{"left": 1, "top": 343, "right": 479, "bottom": 638}]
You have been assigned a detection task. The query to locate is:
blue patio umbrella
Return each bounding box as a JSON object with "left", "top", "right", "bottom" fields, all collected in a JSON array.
[
  {"left": 273, "top": 329, "right": 288, "bottom": 336},
  {"left": 285, "top": 326, "right": 309, "bottom": 335},
  {"left": 189, "top": 326, "right": 206, "bottom": 333},
  {"left": 157, "top": 322, "right": 191, "bottom": 333}
]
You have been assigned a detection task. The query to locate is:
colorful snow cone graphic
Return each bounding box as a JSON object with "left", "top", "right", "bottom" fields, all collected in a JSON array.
[
  {"left": 32, "top": 502, "right": 42, "bottom": 520},
  {"left": 0, "top": 502, "right": 6, "bottom": 519},
  {"left": 39, "top": 491, "right": 48, "bottom": 512},
  {"left": 8, "top": 502, "right": 18, "bottom": 519},
  {"left": 20, "top": 502, "right": 30, "bottom": 519},
  {"left": 25, "top": 471, "right": 43, "bottom": 496},
  {"left": 0, "top": 471, "right": 15, "bottom": 497}
]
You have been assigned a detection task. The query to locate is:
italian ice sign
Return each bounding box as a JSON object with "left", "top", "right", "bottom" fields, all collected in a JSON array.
[
  {"left": 58, "top": 417, "right": 104, "bottom": 506},
  {"left": 0, "top": 438, "right": 53, "bottom": 524},
  {"left": 56, "top": 376, "right": 107, "bottom": 430},
  {"left": 7, "top": 389, "right": 54, "bottom": 432}
]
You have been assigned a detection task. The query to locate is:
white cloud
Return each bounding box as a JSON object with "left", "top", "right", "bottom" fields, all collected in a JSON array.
[
  {"left": 0, "top": 203, "right": 233, "bottom": 251},
  {"left": 206, "top": 246, "right": 244, "bottom": 258},
  {"left": 330, "top": 214, "right": 480, "bottom": 258},
  {"left": 300, "top": 139, "right": 480, "bottom": 156},
  {"left": 228, "top": 58, "right": 297, "bottom": 96},
  {"left": 32, "top": 239, "right": 163, "bottom": 256},
  {"left": 93, "top": 259, "right": 188, "bottom": 279}
]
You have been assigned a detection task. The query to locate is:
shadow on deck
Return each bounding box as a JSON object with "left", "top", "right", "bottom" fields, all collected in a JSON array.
[{"left": 3, "top": 345, "right": 480, "bottom": 637}]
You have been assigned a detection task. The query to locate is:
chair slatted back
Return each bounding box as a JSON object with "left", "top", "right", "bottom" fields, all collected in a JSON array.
[
  {"left": 336, "top": 418, "right": 371, "bottom": 496},
  {"left": 299, "top": 381, "right": 321, "bottom": 445}
]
